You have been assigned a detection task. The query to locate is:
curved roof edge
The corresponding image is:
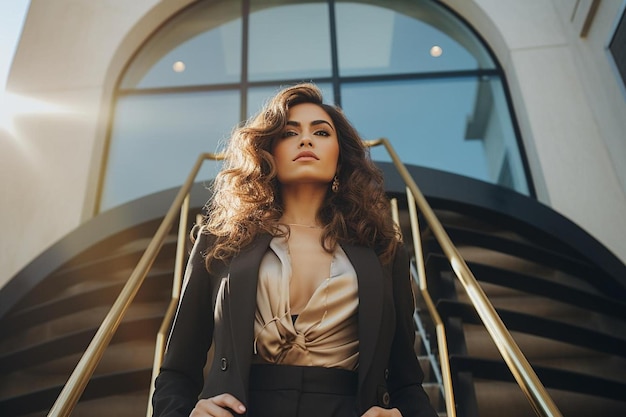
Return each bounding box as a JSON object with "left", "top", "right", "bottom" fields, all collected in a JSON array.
[{"left": 1, "top": 164, "right": 624, "bottom": 318}]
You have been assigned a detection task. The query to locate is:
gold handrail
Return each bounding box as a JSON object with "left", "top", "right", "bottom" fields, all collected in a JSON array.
[
  {"left": 47, "top": 152, "right": 223, "bottom": 417},
  {"left": 390, "top": 195, "right": 456, "bottom": 417},
  {"left": 146, "top": 193, "right": 191, "bottom": 417},
  {"left": 49, "top": 137, "right": 561, "bottom": 417},
  {"left": 406, "top": 186, "right": 457, "bottom": 417},
  {"left": 365, "top": 138, "right": 562, "bottom": 417}
]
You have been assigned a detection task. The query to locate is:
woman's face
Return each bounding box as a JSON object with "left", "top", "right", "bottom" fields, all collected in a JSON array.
[{"left": 272, "top": 103, "right": 339, "bottom": 187}]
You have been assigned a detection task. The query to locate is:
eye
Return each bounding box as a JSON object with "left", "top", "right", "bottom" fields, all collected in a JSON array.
[
  {"left": 281, "top": 130, "right": 298, "bottom": 138},
  {"left": 315, "top": 130, "right": 331, "bottom": 137}
]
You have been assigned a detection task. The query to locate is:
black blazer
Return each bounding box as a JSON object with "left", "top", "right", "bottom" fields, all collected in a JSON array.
[{"left": 153, "top": 232, "right": 437, "bottom": 417}]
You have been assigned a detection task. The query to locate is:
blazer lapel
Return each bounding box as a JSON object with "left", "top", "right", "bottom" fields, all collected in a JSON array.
[
  {"left": 226, "top": 233, "right": 273, "bottom": 394},
  {"left": 341, "top": 243, "right": 384, "bottom": 391},
  {"left": 224, "top": 237, "right": 384, "bottom": 404}
]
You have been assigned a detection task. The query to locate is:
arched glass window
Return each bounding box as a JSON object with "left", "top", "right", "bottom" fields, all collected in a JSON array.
[{"left": 100, "top": 0, "right": 531, "bottom": 212}]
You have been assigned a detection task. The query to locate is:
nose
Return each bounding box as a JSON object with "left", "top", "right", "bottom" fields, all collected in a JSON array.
[{"left": 299, "top": 136, "right": 313, "bottom": 148}]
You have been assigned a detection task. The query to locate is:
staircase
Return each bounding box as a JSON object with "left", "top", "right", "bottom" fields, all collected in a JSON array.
[
  {"left": 1, "top": 165, "right": 625, "bottom": 416},
  {"left": 0, "top": 220, "right": 173, "bottom": 416},
  {"left": 389, "top": 165, "right": 626, "bottom": 417},
  {"left": 416, "top": 211, "right": 626, "bottom": 417},
  {"left": 412, "top": 318, "right": 447, "bottom": 416},
  {"left": 0, "top": 184, "right": 210, "bottom": 417}
]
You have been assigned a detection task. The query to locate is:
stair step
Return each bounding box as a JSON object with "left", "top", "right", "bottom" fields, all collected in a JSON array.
[
  {"left": 463, "top": 324, "right": 606, "bottom": 360},
  {"left": 0, "top": 313, "right": 164, "bottom": 379},
  {"left": 0, "top": 275, "right": 171, "bottom": 336},
  {"left": 0, "top": 369, "right": 152, "bottom": 416},
  {"left": 0, "top": 341, "right": 156, "bottom": 399},
  {"left": 422, "top": 382, "right": 444, "bottom": 411},
  {"left": 473, "top": 380, "right": 626, "bottom": 417},
  {"left": 456, "top": 287, "right": 593, "bottom": 327},
  {"left": 9, "top": 246, "right": 176, "bottom": 312},
  {"left": 60, "top": 390, "right": 149, "bottom": 417},
  {"left": 0, "top": 303, "right": 166, "bottom": 354}
]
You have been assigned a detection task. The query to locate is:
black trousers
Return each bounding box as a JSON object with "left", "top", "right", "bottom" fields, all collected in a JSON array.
[{"left": 248, "top": 364, "right": 358, "bottom": 417}]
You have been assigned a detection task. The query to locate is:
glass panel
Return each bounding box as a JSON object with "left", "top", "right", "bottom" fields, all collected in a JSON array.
[
  {"left": 336, "top": 1, "right": 494, "bottom": 76},
  {"left": 101, "top": 90, "right": 239, "bottom": 211},
  {"left": 248, "top": 1, "right": 332, "bottom": 81},
  {"left": 106, "top": 0, "right": 529, "bottom": 213},
  {"left": 120, "top": 0, "right": 242, "bottom": 89},
  {"left": 340, "top": 79, "right": 528, "bottom": 194},
  {"left": 481, "top": 78, "right": 530, "bottom": 194},
  {"left": 609, "top": 9, "right": 626, "bottom": 90},
  {"left": 246, "top": 83, "right": 334, "bottom": 118}
]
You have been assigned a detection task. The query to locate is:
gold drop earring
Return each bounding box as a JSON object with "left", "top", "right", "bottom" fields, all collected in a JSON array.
[{"left": 331, "top": 175, "right": 339, "bottom": 193}]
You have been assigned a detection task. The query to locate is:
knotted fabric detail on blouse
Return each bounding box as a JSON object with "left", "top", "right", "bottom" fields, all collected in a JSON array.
[{"left": 253, "top": 236, "right": 359, "bottom": 370}]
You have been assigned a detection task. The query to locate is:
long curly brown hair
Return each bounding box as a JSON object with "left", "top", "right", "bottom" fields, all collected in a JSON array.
[{"left": 202, "top": 83, "right": 400, "bottom": 269}]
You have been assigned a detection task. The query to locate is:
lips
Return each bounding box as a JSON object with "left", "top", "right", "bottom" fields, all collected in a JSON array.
[{"left": 293, "top": 151, "right": 319, "bottom": 161}]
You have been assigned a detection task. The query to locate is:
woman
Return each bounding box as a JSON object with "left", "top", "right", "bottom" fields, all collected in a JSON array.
[{"left": 152, "top": 84, "right": 437, "bottom": 417}]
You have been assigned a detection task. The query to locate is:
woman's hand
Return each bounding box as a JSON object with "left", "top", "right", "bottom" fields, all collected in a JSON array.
[
  {"left": 190, "top": 394, "right": 246, "bottom": 417},
  {"left": 361, "top": 406, "right": 402, "bottom": 417}
]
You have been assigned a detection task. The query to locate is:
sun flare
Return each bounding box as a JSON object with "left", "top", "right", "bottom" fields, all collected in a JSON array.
[{"left": 0, "top": 91, "right": 72, "bottom": 135}]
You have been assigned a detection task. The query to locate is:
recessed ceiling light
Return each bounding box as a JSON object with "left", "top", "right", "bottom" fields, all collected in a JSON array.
[
  {"left": 430, "top": 46, "right": 443, "bottom": 57},
  {"left": 173, "top": 61, "right": 186, "bottom": 72}
]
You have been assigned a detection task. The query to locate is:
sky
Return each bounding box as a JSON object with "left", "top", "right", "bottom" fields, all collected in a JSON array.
[
  {"left": 0, "top": 1, "right": 30, "bottom": 91},
  {"left": 0, "top": 1, "right": 35, "bottom": 132}
]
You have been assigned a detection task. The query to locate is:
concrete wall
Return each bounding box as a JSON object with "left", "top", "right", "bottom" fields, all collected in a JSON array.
[
  {"left": 0, "top": 0, "right": 196, "bottom": 289},
  {"left": 442, "top": 0, "right": 626, "bottom": 262},
  {"left": 1, "top": 0, "right": 625, "bottom": 289}
]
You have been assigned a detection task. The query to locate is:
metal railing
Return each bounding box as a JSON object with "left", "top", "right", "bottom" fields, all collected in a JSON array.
[
  {"left": 365, "top": 138, "right": 562, "bottom": 417},
  {"left": 48, "top": 138, "right": 562, "bottom": 417},
  {"left": 47, "top": 152, "right": 223, "bottom": 417},
  {"left": 145, "top": 192, "right": 192, "bottom": 417},
  {"left": 390, "top": 197, "right": 456, "bottom": 417}
]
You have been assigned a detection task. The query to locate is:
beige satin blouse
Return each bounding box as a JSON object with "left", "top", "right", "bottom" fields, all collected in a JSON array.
[{"left": 253, "top": 236, "right": 359, "bottom": 370}]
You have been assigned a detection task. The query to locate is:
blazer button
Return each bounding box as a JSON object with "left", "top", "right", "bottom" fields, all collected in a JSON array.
[
  {"left": 384, "top": 368, "right": 389, "bottom": 380},
  {"left": 220, "top": 357, "right": 228, "bottom": 371},
  {"left": 382, "top": 391, "right": 390, "bottom": 407}
]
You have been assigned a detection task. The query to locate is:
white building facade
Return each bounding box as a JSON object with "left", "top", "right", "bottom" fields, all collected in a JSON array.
[{"left": 1, "top": 0, "right": 625, "bottom": 289}]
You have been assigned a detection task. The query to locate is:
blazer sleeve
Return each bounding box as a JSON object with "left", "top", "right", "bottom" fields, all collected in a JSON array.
[
  {"left": 387, "top": 245, "right": 438, "bottom": 417},
  {"left": 152, "top": 231, "right": 215, "bottom": 417}
]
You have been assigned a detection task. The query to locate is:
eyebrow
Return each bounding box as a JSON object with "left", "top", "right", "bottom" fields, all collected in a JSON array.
[{"left": 286, "top": 119, "right": 335, "bottom": 131}]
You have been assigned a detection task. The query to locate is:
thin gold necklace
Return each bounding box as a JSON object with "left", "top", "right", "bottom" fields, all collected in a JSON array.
[{"left": 285, "top": 223, "right": 323, "bottom": 229}]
